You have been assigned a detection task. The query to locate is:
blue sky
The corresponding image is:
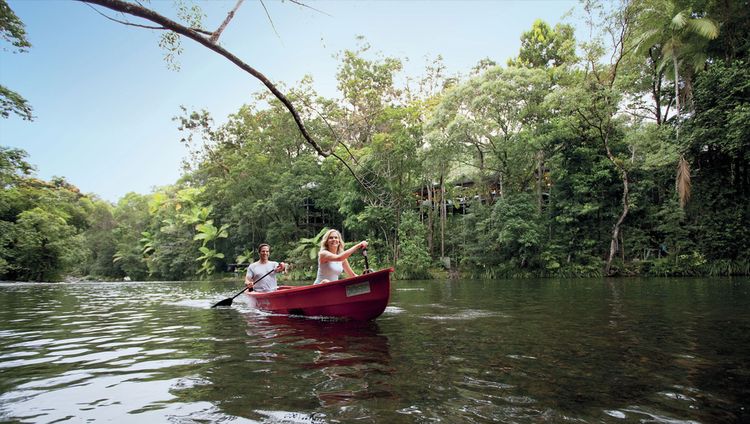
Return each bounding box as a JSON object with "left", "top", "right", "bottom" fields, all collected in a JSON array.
[{"left": 1, "top": 0, "right": 578, "bottom": 202}]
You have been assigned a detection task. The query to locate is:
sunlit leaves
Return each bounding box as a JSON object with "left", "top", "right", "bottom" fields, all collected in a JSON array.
[
  {"left": 194, "top": 221, "right": 229, "bottom": 243},
  {"left": 508, "top": 19, "right": 577, "bottom": 69},
  {"left": 193, "top": 217, "right": 229, "bottom": 277}
]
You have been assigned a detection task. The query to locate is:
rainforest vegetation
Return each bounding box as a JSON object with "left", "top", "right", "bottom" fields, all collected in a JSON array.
[{"left": 1, "top": 0, "right": 749, "bottom": 282}]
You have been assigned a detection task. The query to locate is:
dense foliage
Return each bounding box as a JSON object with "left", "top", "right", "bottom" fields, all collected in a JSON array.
[{"left": 1, "top": 0, "right": 748, "bottom": 281}]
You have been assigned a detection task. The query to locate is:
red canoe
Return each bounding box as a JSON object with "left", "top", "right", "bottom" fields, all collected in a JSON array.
[{"left": 247, "top": 268, "right": 393, "bottom": 320}]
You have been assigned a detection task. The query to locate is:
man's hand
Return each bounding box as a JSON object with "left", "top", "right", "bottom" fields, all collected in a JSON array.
[
  {"left": 244, "top": 276, "right": 254, "bottom": 291},
  {"left": 276, "top": 262, "right": 288, "bottom": 273}
]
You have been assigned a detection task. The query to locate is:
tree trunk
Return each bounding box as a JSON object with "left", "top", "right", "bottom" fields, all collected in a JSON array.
[
  {"left": 394, "top": 202, "right": 401, "bottom": 266},
  {"left": 427, "top": 182, "right": 434, "bottom": 257},
  {"left": 536, "top": 151, "right": 544, "bottom": 213},
  {"left": 379, "top": 225, "right": 390, "bottom": 264},
  {"left": 673, "top": 54, "right": 681, "bottom": 137},
  {"left": 648, "top": 47, "right": 666, "bottom": 126},
  {"left": 440, "top": 174, "right": 446, "bottom": 258},
  {"left": 498, "top": 173, "right": 504, "bottom": 200},
  {"left": 604, "top": 144, "right": 630, "bottom": 275}
]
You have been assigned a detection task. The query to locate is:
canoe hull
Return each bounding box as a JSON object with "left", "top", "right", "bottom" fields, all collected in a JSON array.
[{"left": 247, "top": 268, "right": 393, "bottom": 321}]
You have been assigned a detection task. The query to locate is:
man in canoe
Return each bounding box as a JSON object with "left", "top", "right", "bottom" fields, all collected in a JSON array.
[
  {"left": 314, "top": 229, "right": 368, "bottom": 284},
  {"left": 245, "top": 243, "right": 287, "bottom": 292}
]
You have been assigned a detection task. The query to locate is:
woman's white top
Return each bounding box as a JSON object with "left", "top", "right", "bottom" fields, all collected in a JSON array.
[{"left": 313, "top": 257, "right": 344, "bottom": 284}]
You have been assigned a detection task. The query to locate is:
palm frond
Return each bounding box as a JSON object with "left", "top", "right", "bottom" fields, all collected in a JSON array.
[
  {"left": 632, "top": 28, "right": 662, "bottom": 55},
  {"left": 670, "top": 11, "right": 688, "bottom": 29},
  {"left": 676, "top": 155, "right": 691, "bottom": 208},
  {"left": 688, "top": 51, "right": 709, "bottom": 72},
  {"left": 688, "top": 18, "right": 719, "bottom": 40}
]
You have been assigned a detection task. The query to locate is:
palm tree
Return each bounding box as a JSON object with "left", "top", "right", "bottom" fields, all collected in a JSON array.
[
  {"left": 631, "top": 0, "right": 718, "bottom": 207},
  {"left": 633, "top": 0, "right": 719, "bottom": 115}
]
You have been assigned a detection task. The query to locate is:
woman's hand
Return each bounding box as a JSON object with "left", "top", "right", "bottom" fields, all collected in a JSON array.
[{"left": 359, "top": 240, "right": 368, "bottom": 250}]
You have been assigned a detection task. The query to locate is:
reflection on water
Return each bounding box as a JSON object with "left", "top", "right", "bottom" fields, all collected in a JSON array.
[
  {"left": 283, "top": 318, "right": 393, "bottom": 407},
  {"left": 0, "top": 278, "right": 748, "bottom": 423},
  {"left": 200, "top": 312, "right": 395, "bottom": 422}
]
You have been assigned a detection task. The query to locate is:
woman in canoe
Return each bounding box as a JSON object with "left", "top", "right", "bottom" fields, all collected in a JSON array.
[{"left": 314, "top": 229, "right": 368, "bottom": 284}]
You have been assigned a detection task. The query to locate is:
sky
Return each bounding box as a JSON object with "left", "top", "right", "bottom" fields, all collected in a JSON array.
[{"left": 1, "top": 0, "right": 579, "bottom": 202}]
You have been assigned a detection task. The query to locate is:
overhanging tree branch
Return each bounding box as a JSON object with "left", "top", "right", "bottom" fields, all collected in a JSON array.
[
  {"left": 79, "top": 0, "right": 331, "bottom": 158},
  {"left": 78, "top": 0, "right": 377, "bottom": 195}
]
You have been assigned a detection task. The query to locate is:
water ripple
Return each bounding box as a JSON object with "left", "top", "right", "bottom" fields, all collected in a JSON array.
[
  {"left": 422, "top": 308, "right": 505, "bottom": 320},
  {"left": 1, "top": 278, "right": 748, "bottom": 423}
]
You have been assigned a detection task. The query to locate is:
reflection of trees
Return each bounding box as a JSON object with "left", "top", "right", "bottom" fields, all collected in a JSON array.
[
  {"left": 279, "top": 317, "right": 395, "bottom": 408},
  {"left": 594, "top": 278, "right": 746, "bottom": 423},
  {"left": 191, "top": 311, "right": 394, "bottom": 421}
]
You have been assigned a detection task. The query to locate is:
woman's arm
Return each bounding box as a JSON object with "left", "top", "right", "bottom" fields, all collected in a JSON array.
[
  {"left": 319, "top": 241, "right": 368, "bottom": 263},
  {"left": 342, "top": 258, "right": 356, "bottom": 278}
]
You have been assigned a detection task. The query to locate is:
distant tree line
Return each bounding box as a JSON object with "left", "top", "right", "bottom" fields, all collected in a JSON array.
[{"left": 1, "top": 0, "right": 748, "bottom": 281}]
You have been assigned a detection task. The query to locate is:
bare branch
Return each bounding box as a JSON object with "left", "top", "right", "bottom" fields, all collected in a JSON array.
[
  {"left": 83, "top": 2, "right": 165, "bottom": 30},
  {"left": 77, "top": 0, "right": 381, "bottom": 196},
  {"left": 209, "top": 0, "right": 244, "bottom": 44},
  {"left": 258, "top": 0, "right": 281, "bottom": 41},
  {"left": 330, "top": 150, "right": 374, "bottom": 196},
  {"left": 623, "top": 109, "right": 653, "bottom": 121},
  {"left": 84, "top": 2, "right": 213, "bottom": 35},
  {"left": 296, "top": 95, "right": 360, "bottom": 166},
  {"left": 288, "top": 0, "right": 333, "bottom": 18}
]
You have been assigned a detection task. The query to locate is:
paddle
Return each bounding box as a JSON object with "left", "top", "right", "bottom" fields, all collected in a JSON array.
[
  {"left": 362, "top": 248, "right": 373, "bottom": 274},
  {"left": 211, "top": 267, "right": 275, "bottom": 308}
]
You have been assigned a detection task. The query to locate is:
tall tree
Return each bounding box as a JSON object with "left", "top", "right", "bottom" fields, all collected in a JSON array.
[
  {"left": 508, "top": 19, "right": 577, "bottom": 212},
  {"left": 631, "top": 0, "right": 719, "bottom": 115},
  {"left": 574, "top": 0, "right": 639, "bottom": 275},
  {"left": 428, "top": 66, "right": 551, "bottom": 203},
  {"left": 630, "top": 0, "right": 719, "bottom": 208}
]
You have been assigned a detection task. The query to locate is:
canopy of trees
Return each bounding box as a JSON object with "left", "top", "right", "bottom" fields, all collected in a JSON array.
[{"left": 2, "top": 0, "right": 748, "bottom": 281}]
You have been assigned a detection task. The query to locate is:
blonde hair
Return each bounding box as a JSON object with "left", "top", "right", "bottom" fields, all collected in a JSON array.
[{"left": 320, "top": 229, "right": 344, "bottom": 254}]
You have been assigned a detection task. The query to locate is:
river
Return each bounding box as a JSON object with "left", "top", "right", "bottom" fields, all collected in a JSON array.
[{"left": 1, "top": 277, "right": 748, "bottom": 423}]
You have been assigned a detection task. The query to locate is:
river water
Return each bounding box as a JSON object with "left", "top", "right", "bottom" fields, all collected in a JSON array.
[{"left": 0, "top": 277, "right": 748, "bottom": 423}]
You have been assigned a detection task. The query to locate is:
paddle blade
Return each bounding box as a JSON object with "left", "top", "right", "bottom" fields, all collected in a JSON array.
[{"left": 211, "top": 298, "right": 234, "bottom": 308}]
